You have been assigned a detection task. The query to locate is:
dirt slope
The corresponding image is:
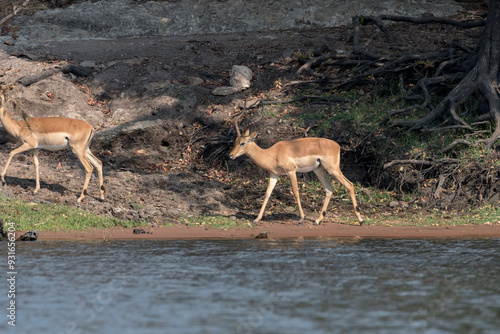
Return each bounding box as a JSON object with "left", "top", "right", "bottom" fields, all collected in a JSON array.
[{"left": 0, "top": 2, "right": 496, "bottom": 227}]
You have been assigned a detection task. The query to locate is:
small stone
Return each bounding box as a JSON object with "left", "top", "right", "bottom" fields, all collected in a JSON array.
[
  {"left": 18, "top": 229, "right": 39, "bottom": 241},
  {"left": 255, "top": 232, "right": 268, "bottom": 239},
  {"left": 80, "top": 60, "right": 96, "bottom": 68},
  {"left": 133, "top": 228, "right": 151, "bottom": 234},
  {"left": 188, "top": 76, "right": 204, "bottom": 86},
  {"left": 212, "top": 86, "right": 239, "bottom": 96}
]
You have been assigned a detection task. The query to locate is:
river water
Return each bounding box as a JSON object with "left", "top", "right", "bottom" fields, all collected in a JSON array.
[{"left": 2, "top": 238, "right": 500, "bottom": 334}]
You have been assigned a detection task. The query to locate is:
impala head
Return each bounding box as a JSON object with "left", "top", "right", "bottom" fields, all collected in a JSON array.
[
  {"left": 0, "top": 83, "right": 15, "bottom": 94},
  {"left": 230, "top": 103, "right": 263, "bottom": 159},
  {"left": 229, "top": 128, "right": 258, "bottom": 159}
]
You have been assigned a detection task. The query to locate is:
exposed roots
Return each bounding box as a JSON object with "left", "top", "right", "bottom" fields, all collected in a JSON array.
[
  {"left": 288, "top": 8, "right": 500, "bottom": 152},
  {"left": 384, "top": 158, "right": 499, "bottom": 209},
  {"left": 283, "top": 6, "right": 500, "bottom": 209}
]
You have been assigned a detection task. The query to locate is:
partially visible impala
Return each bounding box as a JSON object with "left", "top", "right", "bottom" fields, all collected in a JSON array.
[
  {"left": 0, "top": 84, "right": 104, "bottom": 203},
  {"left": 229, "top": 116, "right": 363, "bottom": 226}
]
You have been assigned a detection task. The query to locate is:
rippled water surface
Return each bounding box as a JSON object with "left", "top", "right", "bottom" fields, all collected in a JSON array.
[{"left": 2, "top": 238, "right": 500, "bottom": 333}]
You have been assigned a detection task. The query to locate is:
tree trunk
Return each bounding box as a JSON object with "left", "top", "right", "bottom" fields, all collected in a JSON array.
[
  {"left": 475, "top": 0, "right": 500, "bottom": 150},
  {"left": 387, "top": 2, "right": 500, "bottom": 150}
]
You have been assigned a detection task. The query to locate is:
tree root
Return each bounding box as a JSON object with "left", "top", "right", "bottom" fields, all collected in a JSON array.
[
  {"left": 384, "top": 157, "right": 499, "bottom": 209},
  {"left": 288, "top": 8, "right": 499, "bottom": 151}
]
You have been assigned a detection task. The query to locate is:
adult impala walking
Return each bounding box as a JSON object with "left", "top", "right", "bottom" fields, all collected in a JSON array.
[
  {"left": 229, "top": 119, "right": 363, "bottom": 226},
  {"left": 0, "top": 84, "right": 104, "bottom": 202}
]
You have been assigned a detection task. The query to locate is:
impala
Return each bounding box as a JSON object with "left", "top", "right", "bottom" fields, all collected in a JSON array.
[
  {"left": 0, "top": 84, "right": 104, "bottom": 202},
  {"left": 229, "top": 122, "right": 363, "bottom": 226}
]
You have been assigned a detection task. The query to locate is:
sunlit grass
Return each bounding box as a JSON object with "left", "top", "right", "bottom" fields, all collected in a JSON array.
[
  {"left": 362, "top": 205, "right": 500, "bottom": 227},
  {"left": 0, "top": 195, "right": 146, "bottom": 232}
]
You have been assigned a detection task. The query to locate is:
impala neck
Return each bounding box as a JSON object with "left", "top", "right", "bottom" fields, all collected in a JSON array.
[
  {"left": 244, "top": 142, "right": 274, "bottom": 172},
  {"left": 0, "top": 103, "right": 24, "bottom": 138}
]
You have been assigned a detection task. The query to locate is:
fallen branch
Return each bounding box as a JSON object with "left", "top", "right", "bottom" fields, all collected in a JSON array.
[
  {"left": 16, "top": 65, "right": 94, "bottom": 86},
  {"left": 0, "top": 0, "right": 31, "bottom": 27}
]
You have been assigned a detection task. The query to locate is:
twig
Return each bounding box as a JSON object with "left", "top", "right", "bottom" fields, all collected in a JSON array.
[
  {"left": 434, "top": 174, "right": 447, "bottom": 199},
  {"left": 383, "top": 158, "right": 459, "bottom": 169},
  {"left": 0, "top": 0, "right": 31, "bottom": 26},
  {"left": 384, "top": 159, "right": 434, "bottom": 169}
]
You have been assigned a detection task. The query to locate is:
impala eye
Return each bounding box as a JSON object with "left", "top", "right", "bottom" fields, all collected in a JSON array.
[{"left": 240, "top": 142, "right": 246, "bottom": 146}]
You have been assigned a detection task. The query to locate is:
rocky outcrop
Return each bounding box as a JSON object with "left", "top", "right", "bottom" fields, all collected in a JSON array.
[{"left": 10, "top": 0, "right": 462, "bottom": 47}]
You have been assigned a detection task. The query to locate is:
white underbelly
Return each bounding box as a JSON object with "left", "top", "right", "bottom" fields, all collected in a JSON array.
[
  {"left": 36, "top": 133, "right": 70, "bottom": 151},
  {"left": 296, "top": 159, "right": 321, "bottom": 173},
  {"left": 38, "top": 142, "right": 70, "bottom": 151}
]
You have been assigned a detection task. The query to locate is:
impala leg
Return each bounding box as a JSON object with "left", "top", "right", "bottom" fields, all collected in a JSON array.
[
  {"left": 32, "top": 149, "right": 40, "bottom": 193},
  {"left": 313, "top": 167, "right": 333, "bottom": 225},
  {"left": 86, "top": 148, "right": 105, "bottom": 201},
  {"left": 72, "top": 147, "right": 94, "bottom": 203},
  {"left": 330, "top": 169, "right": 364, "bottom": 225},
  {"left": 287, "top": 171, "right": 305, "bottom": 226},
  {"left": 1, "top": 143, "right": 34, "bottom": 187},
  {"left": 254, "top": 175, "right": 278, "bottom": 225}
]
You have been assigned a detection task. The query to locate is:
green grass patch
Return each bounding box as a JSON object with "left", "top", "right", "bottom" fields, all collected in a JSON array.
[
  {"left": 362, "top": 205, "right": 500, "bottom": 227},
  {"left": 178, "top": 214, "right": 249, "bottom": 229},
  {"left": 282, "top": 90, "right": 496, "bottom": 160},
  {"left": 0, "top": 195, "right": 146, "bottom": 232},
  {"left": 411, "top": 207, "right": 500, "bottom": 226},
  {"left": 287, "top": 90, "right": 394, "bottom": 137},
  {"left": 290, "top": 179, "right": 499, "bottom": 227}
]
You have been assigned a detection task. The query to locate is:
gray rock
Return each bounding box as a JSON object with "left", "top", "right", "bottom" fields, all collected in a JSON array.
[{"left": 230, "top": 65, "right": 252, "bottom": 90}]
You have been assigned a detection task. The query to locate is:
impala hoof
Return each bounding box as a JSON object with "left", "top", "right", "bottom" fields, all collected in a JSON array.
[{"left": 313, "top": 221, "right": 320, "bottom": 226}]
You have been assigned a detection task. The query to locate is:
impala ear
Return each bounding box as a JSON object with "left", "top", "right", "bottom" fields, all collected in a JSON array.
[
  {"left": 242, "top": 127, "right": 251, "bottom": 137},
  {"left": 249, "top": 131, "right": 258, "bottom": 141}
]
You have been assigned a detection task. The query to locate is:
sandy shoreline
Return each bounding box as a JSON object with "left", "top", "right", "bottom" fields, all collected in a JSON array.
[{"left": 17, "top": 223, "right": 500, "bottom": 241}]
